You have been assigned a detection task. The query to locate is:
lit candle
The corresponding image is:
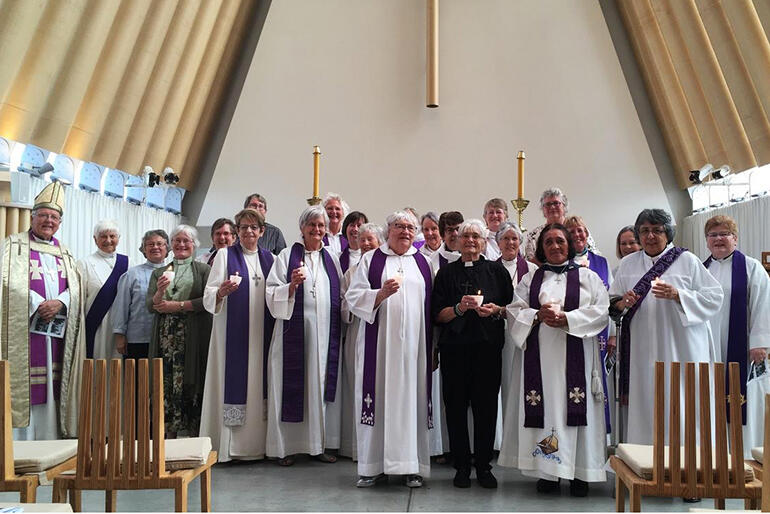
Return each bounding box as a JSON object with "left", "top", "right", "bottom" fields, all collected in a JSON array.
[
  {"left": 517, "top": 150, "right": 525, "bottom": 199},
  {"left": 471, "top": 289, "right": 484, "bottom": 307},
  {"left": 313, "top": 146, "right": 321, "bottom": 198},
  {"left": 229, "top": 270, "right": 242, "bottom": 285},
  {"left": 298, "top": 261, "right": 308, "bottom": 280},
  {"left": 393, "top": 269, "right": 405, "bottom": 286}
]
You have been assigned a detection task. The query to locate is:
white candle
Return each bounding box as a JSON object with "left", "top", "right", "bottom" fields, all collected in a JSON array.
[
  {"left": 298, "top": 261, "right": 308, "bottom": 280},
  {"left": 549, "top": 298, "right": 562, "bottom": 313},
  {"left": 229, "top": 273, "right": 242, "bottom": 285},
  {"left": 162, "top": 270, "right": 175, "bottom": 282},
  {"left": 651, "top": 277, "right": 666, "bottom": 287},
  {"left": 392, "top": 270, "right": 405, "bottom": 286},
  {"left": 470, "top": 289, "right": 484, "bottom": 307}
]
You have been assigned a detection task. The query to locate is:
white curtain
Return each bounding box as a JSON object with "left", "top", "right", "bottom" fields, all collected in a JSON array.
[
  {"left": 29, "top": 177, "right": 180, "bottom": 264},
  {"left": 680, "top": 195, "right": 770, "bottom": 262}
]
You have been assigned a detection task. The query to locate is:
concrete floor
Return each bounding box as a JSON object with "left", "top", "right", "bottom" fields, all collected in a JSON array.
[{"left": 0, "top": 456, "right": 750, "bottom": 511}]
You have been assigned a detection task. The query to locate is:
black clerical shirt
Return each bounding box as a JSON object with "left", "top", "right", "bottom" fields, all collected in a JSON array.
[{"left": 431, "top": 256, "right": 514, "bottom": 347}]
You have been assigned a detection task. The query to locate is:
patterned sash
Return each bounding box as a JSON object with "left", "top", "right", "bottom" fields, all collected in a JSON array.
[{"left": 85, "top": 253, "right": 128, "bottom": 358}]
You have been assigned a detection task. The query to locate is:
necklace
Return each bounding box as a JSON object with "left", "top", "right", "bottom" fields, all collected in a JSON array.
[
  {"left": 305, "top": 251, "right": 321, "bottom": 298},
  {"left": 170, "top": 263, "right": 192, "bottom": 295},
  {"left": 244, "top": 254, "right": 260, "bottom": 285}
]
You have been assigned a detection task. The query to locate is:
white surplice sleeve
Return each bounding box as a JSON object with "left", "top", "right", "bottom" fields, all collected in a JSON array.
[
  {"left": 265, "top": 247, "right": 295, "bottom": 320},
  {"left": 345, "top": 252, "right": 381, "bottom": 325},
  {"left": 748, "top": 257, "right": 770, "bottom": 350},
  {"left": 564, "top": 269, "right": 610, "bottom": 338},
  {"left": 506, "top": 271, "right": 537, "bottom": 350},
  {"left": 203, "top": 249, "right": 228, "bottom": 316},
  {"left": 675, "top": 253, "right": 724, "bottom": 327}
]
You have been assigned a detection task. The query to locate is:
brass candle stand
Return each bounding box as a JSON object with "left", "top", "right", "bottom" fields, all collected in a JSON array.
[
  {"left": 511, "top": 198, "right": 530, "bottom": 232},
  {"left": 306, "top": 196, "right": 321, "bottom": 206}
]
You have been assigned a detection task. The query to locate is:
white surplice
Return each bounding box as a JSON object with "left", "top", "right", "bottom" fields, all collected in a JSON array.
[
  {"left": 200, "top": 248, "right": 268, "bottom": 462},
  {"left": 609, "top": 246, "right": 723, "bottom": 445},
  {"left": 339, "top": 265, "right": 360, "bottom": 459},
  {"left": 419, "top": 243, "right": 438, "bottom": 259},
  {"left": 77, "top": 250, "right": 125, "bottom": 360},
  {"left": 324, "top": 232, "right": 345, "bottom": 257},
  {"left": 346, "top": 242, "right": 432, "bottom": 477},
  {"left": 484, "top": 233, "right": 501, "bottom": 261},
  {"left": 265, "top": 244, "right": 343, "bottom": 458},
  {"left": 499, "top": 266, "right": 609, "bottom": 482}
]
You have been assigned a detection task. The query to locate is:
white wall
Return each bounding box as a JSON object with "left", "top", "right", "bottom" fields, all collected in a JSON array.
[{"left": 198, "top": 0, "right": 670, "bottom": 265}]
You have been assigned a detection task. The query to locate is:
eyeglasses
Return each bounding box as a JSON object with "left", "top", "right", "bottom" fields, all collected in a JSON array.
[
  {"left": 461, "top": 233, "right": 482, "bottom": 240},
  {"left": 34, "top": 213, "right": 61, "bottom": 222},
  {"left": 393, "top": 223, "right": 416, "bottom": 233},
  {"left": 145, "top": 241, "right": 167, "bottom": 248},
  {"left": 638, "top": 227, "right": 667, "bottom": 236},
  {"left": 238, "top": 224, "right": 261, "bottom": 232},
  {"left": 543, "top": 201, "right": 563, "bottom": 208}
]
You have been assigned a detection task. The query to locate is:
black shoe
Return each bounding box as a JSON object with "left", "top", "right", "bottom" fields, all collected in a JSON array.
[
  {"left": 536, "top": 478, "right": 559, "bottom": 494},
  {"left": 570, "top": 479, "right": 588, "bottom": 497},
  {"left": 453, "top": 468, "right": 471, "bottom": 488},
  {"left": 682, "top": 498, "right": 701, "bottom": 503},
  {"left": 477, "top": 469, "right": 498, "bottom": 489}
]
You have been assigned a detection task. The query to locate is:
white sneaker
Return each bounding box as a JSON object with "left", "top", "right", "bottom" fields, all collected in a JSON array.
[
  {"left": 356, "top": 473, "right": 385, "bottom": 488},
  {"left": 406, "top": 474, "right": 423, "bottom": 488}
]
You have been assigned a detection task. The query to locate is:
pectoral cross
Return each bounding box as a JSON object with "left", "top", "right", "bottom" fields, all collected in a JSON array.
[{"left": 460, "top": 280, "right": 475, "bottom": 295}]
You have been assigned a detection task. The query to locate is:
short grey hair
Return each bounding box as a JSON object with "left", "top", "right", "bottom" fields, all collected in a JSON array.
[
  {"left": 634, "top": 208, "right": 676, "bottom": 243},
  {"left": 93, "top": 219, "right": 120, "bottom": 238},
  {"left": 322, "top": 192, "right": 350, "bottom": 217},
  {"left": 298, "top": 205, "right": 329, "bottom": 231},
  {"left": 458, "top": 219, "right": 489, "bottom": 240},
  {"left": 385, "top": 210, "right": 419, "bottom": 230},
  {"left": 420, "top": 211, "right": 439, "bottom": 228},
  {"left": 495, "top": 221, "right": 523, "bottom": 244},
  {"left": 170, "top": 224, "right": 200, "bottom": 249},
  {"left": 358, "top": 222, "right": 385, "bottom": 244},
  {"left": 139, "top": 229, "right": 169, "bottom": 255},
  {"left": 539, "top": 187, "right": 569, "bottom": 212}
]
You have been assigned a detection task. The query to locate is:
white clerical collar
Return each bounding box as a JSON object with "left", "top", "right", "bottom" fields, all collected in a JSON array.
[
  {"left": 645, "top": 243, "right": 674, "bottom": 264},
  {"left": 31, "top": 233, "right": 54, "bottom": 245},
  {"left": 349, "top": 247, "right": 361, "bottom": 256},
  {"left": 712, "top": 251, "right": 735, "bottom": 262},
  {"left": 381, "top": 242, "right": 416, "bottom": 257},
  {"left": 97, "top": 249, "right": 115, "bottom": 259},
  {"left": 146, "top": 260, "right": 167, "bottom": 269},
  {"left": 439, "top": 243, "right": 459, "bottom": 257}
]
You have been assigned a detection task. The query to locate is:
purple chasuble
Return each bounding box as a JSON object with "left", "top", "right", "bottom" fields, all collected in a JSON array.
[
  {"left": 339, "top": 247, "right": 351, "bottom": 274},
  {"left": 360, "top": 249, "right": 434, "bottom": 428},
  {"left": 281, "top": 243, "right": 342, "bottom": 423},
  {"left": 619, "top": 247, "right": 686, "bottom": 402},
  {"left": 704, "top": 250, "right": 748, "bottom": 424},
  {"left": 523, "top": 263, "right": 587, "bottom": 428},
  {"left": 223, "top": 245, "right": 275, "bottom": 426},
  {"left": 29, "top": 238, "right": 68, "bottom": 405},
  {"left": 85, "top": 253, "right": 128, "bottom": 358},
  {"left": 587, "top": 250, "right": 612, "bottom": 433}
]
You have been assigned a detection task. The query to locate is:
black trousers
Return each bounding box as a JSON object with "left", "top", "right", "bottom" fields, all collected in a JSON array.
[{"left": 440, "top": 342, "right": 502, "bottom": 472}]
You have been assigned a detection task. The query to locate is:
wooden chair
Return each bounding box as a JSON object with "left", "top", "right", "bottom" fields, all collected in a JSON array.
[
  {"left": 52, "top": 359, "right": 216, "bottom": 512},
  {"left": 745, "top": 394, "right": 770, "bottom": 512},
  {"left": 0, "top": 360, "right": 77, "bottom": 502},
  {"left": 609, "top": 361, "right": 762, "bottom": 512}
]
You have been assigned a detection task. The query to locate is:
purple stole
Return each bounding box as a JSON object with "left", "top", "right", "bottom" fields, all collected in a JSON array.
[
  {"left": 498, "top": 255, "right": 530, "bottom": 284},
  {"left": 29, "top": 240, "right": 68, "bottom": 405},
  {"left": 523, "top": 263, "right": 586, "bottom": 428},
  {"left": 619, "top": 247, "right": 686, "bottom": 401},
  {"left": 586, "top": 250, "right": 612, "bottom": 433},
  {"left": 413, "top": 240, "right": 426, "bottom": 250},
  {"left": 85, "top": 253, "right": 128, "bottom": 358},
  {"left": 704, "top": 250, "right": 748, "bottom": 424},
  {"left": 282, "top": 243, "right": 341, "bottom": 422},
  {"left": 361, "top": 248, "right": 434, "bottom": 428},
  {"left": 323, "top": 233, "right": 349, "bottom": 253},
  {"left": 339, "top": 247, "right": 351, "bottom": 274},
  {"left": 206, "top": 250, "right": 217, "bottom": 266},
  {"left": 223, "top": 245, "right": 275, "bottom": 425}
]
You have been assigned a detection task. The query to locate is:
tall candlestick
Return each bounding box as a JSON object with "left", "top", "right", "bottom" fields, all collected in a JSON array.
[
  {"left": 313, "top": 146, "right": 321, "bottom": 198},
  {"left": 517, "top": 150, "right": 525, "bottom": 199}
]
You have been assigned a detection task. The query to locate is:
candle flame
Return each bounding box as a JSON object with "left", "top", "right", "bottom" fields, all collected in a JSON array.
[
  {"left": 235, "top": 271, "right": 240, "bottom": 276},
  {"left": 477, "top": 289, "right": 482, "bottom": 295}
]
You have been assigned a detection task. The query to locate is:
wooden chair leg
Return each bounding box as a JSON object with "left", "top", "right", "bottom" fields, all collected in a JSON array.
[
  {"left": 106, "top": 490, "right": 117, "bottom": 512},
  {"left": 744, "top": 497, "right": 759, "bottom": 510},
  {"left": 714, "top": 498, "right": 725, "bottom": 509},
  {"left": 175, "top": 480, "right": 189, "bottom": 512},
  {"left": 200, "top": 467, "right": 211, "bottom": 512},
  {"left": 70, "top": 488, "right": 82, "bottom": 512},
  {"left": 19, "top": 478, "right": 36, "bottom": 503},
  {"left": 615, "top": 476, "right": 626, "bottom": 512},
  {"left": 629, "top": 484, "right": 641, "bottom": 513}
]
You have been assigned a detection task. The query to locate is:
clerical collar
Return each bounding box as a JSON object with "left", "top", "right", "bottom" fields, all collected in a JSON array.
[
  {"left": 541, "top": 261, "right": 579, "bottom": 274},
  {"left": 146, "top": 260, "right": 167, "bottom": 268},
  {"left": 173, "top": 256, "right": 193, "bottom": 265},
  {"left": 30, "top": 233, "right": 54, "bottom": 244},
  {"left": 463, "top": 255, "right": 485, "bottom": 267},
  {"left": 242, "top": 245, "right": 258, "bottom": 255},
  {"left": 97, "top": 249, "right": 115, "bottom": 259},
  {"left": 712, "top": 251, "right": 735, "bottom": 262},
  {"left": 575, "top": 248, "right": 588, "bottom": 257}
]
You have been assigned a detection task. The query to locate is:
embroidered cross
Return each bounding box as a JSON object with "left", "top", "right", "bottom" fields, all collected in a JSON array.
[
  {"left": 364, "top": 393, "right": 373, "bottom": 408},
  {"left": 29, "top": 259, "right": 44, "bottom": 280},
  {"left": 569, "top": 387, "right": 585, "bottom": 404},
  {"left": 56, "top": 261, "right": 66, "bottom": 278},
  {"left": 526, "top": 390, "right": 541, "bottom": 406}
]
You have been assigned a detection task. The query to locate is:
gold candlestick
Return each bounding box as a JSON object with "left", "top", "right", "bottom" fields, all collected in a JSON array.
[
  {"left": 517, "top": 150, "right": 525, "bottom": 199},
  {"left": 511, "top": 198, "right": 530, "bottom": 232},
  {"left": 308, "top": 145, "right": 322, "bottom": 205}
]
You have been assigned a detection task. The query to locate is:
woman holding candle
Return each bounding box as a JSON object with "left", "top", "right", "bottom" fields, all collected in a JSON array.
[
  {"left": 322, "top": 192, "right": 350, "bottom": 256},
  {"left": 147, "top": 225, "right": 213, "bottom": 437},
  {"left": 265, "top": 206, "right": 343, "bottom": 466},
  {"left": 200, "top": 208, "right": 275, "bottom": 462},
  {"left": 498, "top": 223, "right": 609, "bottom": 496},
  {"left": 432, "top": 219, "right": 514, "bottom": 489},
  {"left": 608, "top": 209, "right": 722, "bottom": 446}
]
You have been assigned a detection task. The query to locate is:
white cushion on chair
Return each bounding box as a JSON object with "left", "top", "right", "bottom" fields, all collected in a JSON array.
[
  {"left": 163, "top": 437, "right": 212, "bottom": 470},
  {"left": 616, "top": 443, "right": 754, "bottom": 482},
  {"left": 12, "top": 440, "right": 78, "bottom": 473},
  {"left": 751, "top": 447, "right": 763, "bottom": 463}
]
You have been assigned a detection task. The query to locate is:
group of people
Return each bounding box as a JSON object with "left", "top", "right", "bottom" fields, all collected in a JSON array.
[{"left": 1, "top": 182, "right": 769, "bottom": 497}]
